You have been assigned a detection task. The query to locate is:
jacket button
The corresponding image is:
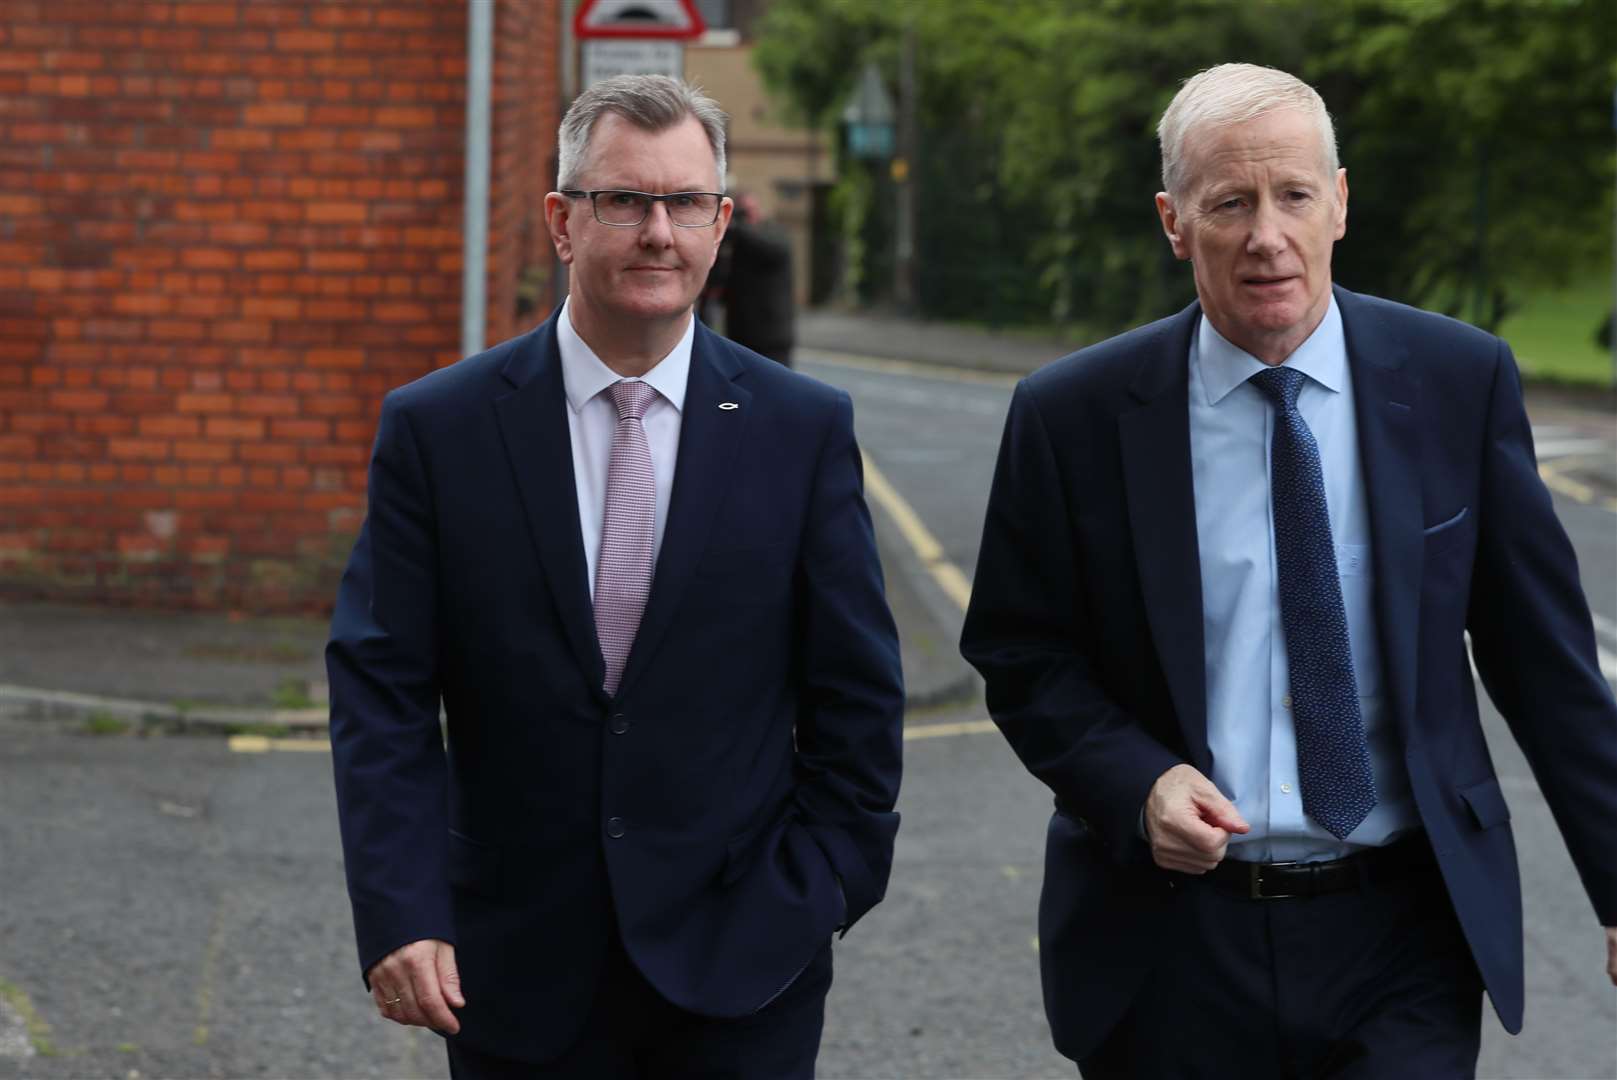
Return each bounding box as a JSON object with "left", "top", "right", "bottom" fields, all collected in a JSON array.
[
  {"left": 606, "top": 816, "right": 625, "bottom": 838},
  {"left": 610, "top": 713, "right": 629, "bottom": 734}
]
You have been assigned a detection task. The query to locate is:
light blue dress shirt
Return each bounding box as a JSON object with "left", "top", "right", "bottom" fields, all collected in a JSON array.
[{"left": 1188, "top": 298, "right": 1419, "bottom": 863}]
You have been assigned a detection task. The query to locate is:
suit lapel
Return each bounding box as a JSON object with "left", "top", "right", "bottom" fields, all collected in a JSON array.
[
  {"left": 1118, "top": 304, "right": 1212, "bottom": 771},
  {"left": 493, "top": 313, "right": 608, "bottom": 700},
  {"left": 616, "top": 324, "right": 751, "bottom": 694},
  {"left": 1337, "top": 287, "right": 1423, "bottom": 742}
]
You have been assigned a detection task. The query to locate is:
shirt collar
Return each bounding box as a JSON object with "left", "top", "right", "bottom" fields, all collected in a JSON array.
[
  {"left": 556, "top": 296, "right": 694, "bottom": 415},
  {"left": 1195, "top": 295, "right": 1346, "bottom": 406}
]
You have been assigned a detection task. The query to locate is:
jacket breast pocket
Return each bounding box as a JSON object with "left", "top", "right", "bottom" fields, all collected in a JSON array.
[
  {"left": 447, "top": 830, "right": 502, "bottom": 900},
  {"left": 1422, "top": 505, "right": 1473, "bottom": 557}
]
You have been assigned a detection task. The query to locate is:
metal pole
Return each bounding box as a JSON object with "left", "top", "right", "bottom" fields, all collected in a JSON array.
[
  {"left": 554, "top": 0, "right": 577, "bottom": 312},
  {"left": 460, "top": 0, "right": 494, "bottom": 359},
  {"left": 1610, "top": 85, "right": 1616, "bottom": 388}
]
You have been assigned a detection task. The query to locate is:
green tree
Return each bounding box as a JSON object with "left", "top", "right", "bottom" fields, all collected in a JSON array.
[{"left": 755, "top": 0, "right": 1616, "bottom": 334}]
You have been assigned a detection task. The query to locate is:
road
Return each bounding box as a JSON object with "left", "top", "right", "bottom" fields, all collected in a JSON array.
[{"left": 0, "top": 349, "right": 1612, "bottom": 1079}]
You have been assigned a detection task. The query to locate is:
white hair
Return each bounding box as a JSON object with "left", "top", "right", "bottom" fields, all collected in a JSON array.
[
  {"left": 556, "top": 75, "right": 728, "bottom": 190},
  {"left": 1157, "top": 63, "right": 1338, "bottom": 196}
]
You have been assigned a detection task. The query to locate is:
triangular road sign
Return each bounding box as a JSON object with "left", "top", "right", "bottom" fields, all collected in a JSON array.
[{"left": 575, "top": 0, "right": 707, "bottom": 40}]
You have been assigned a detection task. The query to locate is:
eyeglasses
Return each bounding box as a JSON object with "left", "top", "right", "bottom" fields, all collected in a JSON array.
[{"left": 560, "top": 189, "right": 725, "bottom": 228}]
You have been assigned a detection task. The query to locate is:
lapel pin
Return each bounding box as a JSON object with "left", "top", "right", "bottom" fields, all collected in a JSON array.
[{"left": 718, "top": 402, "right": 739, "bottom": 411}]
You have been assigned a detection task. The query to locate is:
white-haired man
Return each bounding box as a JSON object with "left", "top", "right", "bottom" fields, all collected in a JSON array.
[
  {"left": 962, "top": 63, "right": 1617, "bottom": 1077},
  {"left": 329, "top": 75, "right": 903, "bottom": 1078}
]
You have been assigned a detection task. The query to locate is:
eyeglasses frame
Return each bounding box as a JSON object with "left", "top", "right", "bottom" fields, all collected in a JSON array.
[{"left": 558, "top": 189, "right": 728, "bottom": 229}]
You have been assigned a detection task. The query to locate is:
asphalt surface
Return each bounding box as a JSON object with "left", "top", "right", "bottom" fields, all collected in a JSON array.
[{"left": 0, "top": 331, "right": 1612, "bottom": 1078}]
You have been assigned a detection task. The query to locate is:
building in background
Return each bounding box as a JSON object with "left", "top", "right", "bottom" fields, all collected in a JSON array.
[
  {"left": 0, "top": 0, "right": 561, "bottom": 612},
  {"left": 684, "top": 0, "right": 830, "bottom": 309}
]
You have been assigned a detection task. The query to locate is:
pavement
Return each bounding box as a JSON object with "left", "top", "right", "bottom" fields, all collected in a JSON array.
[{"left": 3, "top": 308, "right": 1610, "bottom": 733}]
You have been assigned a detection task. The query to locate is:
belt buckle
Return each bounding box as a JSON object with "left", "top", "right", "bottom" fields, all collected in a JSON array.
[{"left": 1249, "top": 859, "right": 1303, "bottom": 900}]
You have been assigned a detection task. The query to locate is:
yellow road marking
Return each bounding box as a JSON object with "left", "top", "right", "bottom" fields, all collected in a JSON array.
[
  {"left": 903, "top": 718, "right": 997, "bottom": 740},
  {"left": 1539, "top": 457, "right": 1617, "bottom": 512},
  {"left": 228, "top": 734, "right": 330, "bottom": 753},
  {"left": 229, "top": 720, "right": 999, "bottom": 754},
  {"left": 803, "top": 348, "right": 1021, "bottom": 388},
  {"left": 863, "top": 458, "right": 973, "bottom": 613}
]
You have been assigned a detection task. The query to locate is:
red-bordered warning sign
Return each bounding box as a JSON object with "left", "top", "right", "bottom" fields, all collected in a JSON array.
[{"left": 574, "top": 0, "right": 707, "bottom": 40}]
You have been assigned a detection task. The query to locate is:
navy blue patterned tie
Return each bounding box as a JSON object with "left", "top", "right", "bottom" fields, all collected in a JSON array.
[{"left": 1250, "top": 366, "right": 1377, "bottom": 840}]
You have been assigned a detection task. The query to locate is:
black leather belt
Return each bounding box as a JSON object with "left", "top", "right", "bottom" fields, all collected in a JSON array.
[{"left": 1203, "top": 834, "right": 1436, "bottom": 900}]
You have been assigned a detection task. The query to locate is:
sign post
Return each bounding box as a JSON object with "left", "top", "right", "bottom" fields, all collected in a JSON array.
[{"left": 574, "top": 0, "right": 707, "bottom": 87}]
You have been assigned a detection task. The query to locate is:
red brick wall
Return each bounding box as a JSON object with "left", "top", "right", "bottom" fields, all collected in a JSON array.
[{"left": 0, "top": 0, "right": 558, "bottom": 611}]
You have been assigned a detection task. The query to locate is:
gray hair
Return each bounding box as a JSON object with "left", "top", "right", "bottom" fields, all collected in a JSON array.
[
  {"left": 556, "top": 75, "right": 728, "bottom": 190},
  {"left": 1157, "top": 63, "right": 1338, "bottom": 197}
]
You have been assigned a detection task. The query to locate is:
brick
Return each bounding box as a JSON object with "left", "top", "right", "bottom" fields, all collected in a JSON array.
[
  {"left": 176, "top": 489, "right": 234, "bottom": 510},
  {"left": 240, "top": 296, "right": 302, "bottom": 319},
  {"left": 238, "top": 394, "right": 298, "bottom": 417},
  {"left": 172, "top": 3, "right": 239, "bottom": 26},
  {"left": 240, "top": 441, "right": 298, "bottom": 464},
  {"left": 240, "top": 202, "right": 302, "bottom": 223},
  {"left": 373, "top": 105, "right": 434, "bottom": 128},
  {"left": 48, "top": 390, "right": 110, "bottom": 412},
  {"left": 305, "top": 299, "right": 366, "bottom": 320},
  {"left": 107, "top": 438, "right": 169, "bottom": 461},
  {"left": 371, "top": 301, "right": 430, "bottom": 323},
  {"left": 306, "top": 202, "right": 367, "bottom": 224},
  {"left": 274, "top": 129, "right": 338, "bottom": 151},
  {"left": 309, "top": 104, "right": 371, "bottom": 126},
  {"left": 150, "top": 320, "right": 208, "bottom": 342},
  {"left": 212, "top": 129, "right": 273, "bottom": 151},
  {"left": 175, "top": 296, "right": 238, "bottom": 317},
  {"left": 138, "top": 415, "right": 201, "bottom": 438},
  {"left": 208, "top": 222, "right": 270, "bottom": 245},
  {"left": 112, "top": 293, "right": 173, "bottom": 316},
  {"left": 0, "top": 193, "right": 44, "bottom": 216},
  {"left": 115, "top": 149, "right": 179, "bottom": 171},
  {"left": 271, "top": 419, "right": 330, "bottom": 441},
  {"left": 204, "top": 417, "right": 264, "bottom": 440},
  {"left": 305, "top": 394, "right": 364, "bottom": 418},
  {"left": 243, "top": 102, "right": 307, "bottom": 126},
  {"left": 174, "top": 441, "right": 234, "bottom": 463},
  {"left": 240, "top": 491, "right": 301, "bottom": 512},
  {"left": 25, "top": 267, "right": 65, "bottom": 291},
  {"left": 306, "top": 348, "right": 364, "bottom": 370},
  {"left": 175, "top": 392, "right": 232, "bottom": 413},
  {"left": 181, "top": 248, "right": 238, "bottom": 270},
  {"left": 274, "top": 29, "right": 336, "bottom": 52},
  {"left": 109, "top": 248, "right": 180, "bottom": 270},
  {"left": 210, "top": 320, "right": 272, "bottom": 343}
]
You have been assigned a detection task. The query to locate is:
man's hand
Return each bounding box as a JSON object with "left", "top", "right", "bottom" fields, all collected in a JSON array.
[
  {"left": 1606, "top": 926, "right": 1616, "bottom": 987},
  {"left": 1144, "top": 763, "right": 1250, "bottom": 874},
  {"left": 367, "top": 939, "right": 464, "bottom": 1033}
]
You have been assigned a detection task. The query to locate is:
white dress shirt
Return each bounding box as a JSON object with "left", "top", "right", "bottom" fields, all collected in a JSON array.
[
  {"left": 556, "top": 298, "right": 692, "bottom": 593},
  {"left": 1188, "top": 297, "right": 1419, "bottom": 863}
]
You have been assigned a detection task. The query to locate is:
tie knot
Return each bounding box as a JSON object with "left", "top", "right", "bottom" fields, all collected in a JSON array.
[
  {"left": 1249, "top": 365, "right": 1306, "bottom": 411},
  {"left": 609, "top": 379, "right": 658, "bottom": 422}
]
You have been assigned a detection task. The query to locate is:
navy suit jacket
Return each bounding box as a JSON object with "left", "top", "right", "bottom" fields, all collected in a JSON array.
[
  {"left": 960, "top": 286, "right": 1617, "bottom": 1061},
  {"left": 328, "top": 309, "right": 903, "bottom": 1062}
]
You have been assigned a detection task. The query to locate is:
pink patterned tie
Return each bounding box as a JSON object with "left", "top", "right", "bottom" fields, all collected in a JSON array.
[{"left": 595, "top": 379, "right": 658, "bottom": 696}]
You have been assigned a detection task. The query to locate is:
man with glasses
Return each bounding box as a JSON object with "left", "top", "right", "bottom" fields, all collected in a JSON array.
[{"left": 328, "top": 75, "right": 903, "bottom": 1078}]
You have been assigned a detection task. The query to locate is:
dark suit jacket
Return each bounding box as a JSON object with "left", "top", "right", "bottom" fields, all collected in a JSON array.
[
  {"left": 327, "top": 309, "right": 903, "bottom": 1063},
  {"left": 960, "top": 286, "right": 1617, "bottom": 1061}
]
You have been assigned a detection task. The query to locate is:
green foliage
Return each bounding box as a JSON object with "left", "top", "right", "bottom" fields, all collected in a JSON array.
[
  {"left": 755, "top": 0, "right": 1616, "bottom": 334},
  {"left": 82, "top": 711, "right": 132, "bottom": 736}
]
